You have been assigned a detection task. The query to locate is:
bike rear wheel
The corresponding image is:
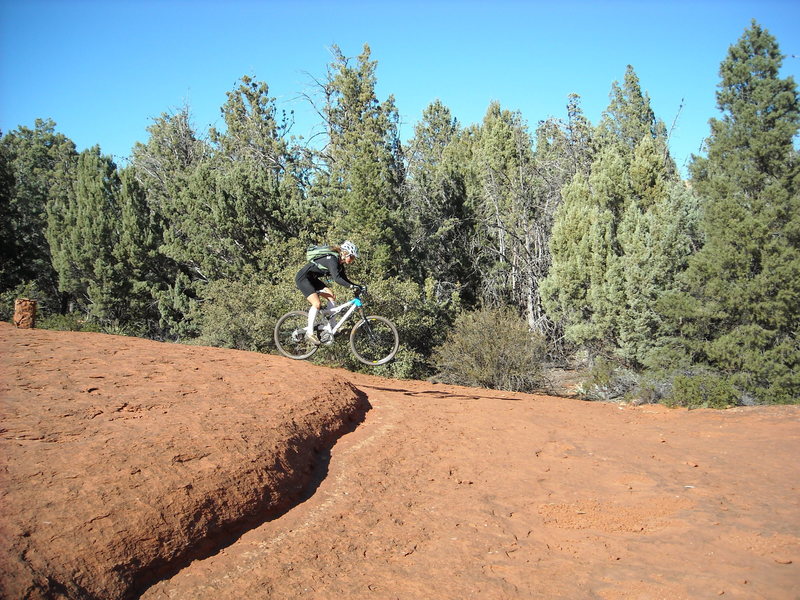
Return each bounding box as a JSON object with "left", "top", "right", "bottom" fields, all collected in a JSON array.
[
  {"left": 274, "top": 310, "right": 319, "bottom": 360},
  {"left": 349, "top": 316, "right": 399, "bottom": 365}
]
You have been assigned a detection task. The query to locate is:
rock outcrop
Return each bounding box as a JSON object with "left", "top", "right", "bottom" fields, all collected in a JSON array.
[{"left": 0, "top": 323, "right": 369, "bottom": 599}]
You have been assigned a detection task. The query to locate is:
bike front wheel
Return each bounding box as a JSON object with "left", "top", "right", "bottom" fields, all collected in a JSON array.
[
  {"left": 274, "top": 310, "right": 319, "bottom": 360},
  {"left": 349, "top": 316, "right": 399, "bottom": 366}
]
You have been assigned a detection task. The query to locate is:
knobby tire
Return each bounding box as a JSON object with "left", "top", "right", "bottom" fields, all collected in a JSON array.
[
  {"left": 349, "top": 316, "right": 399, "bottom": 366},
  {"left": 274, "top": 310, "right": 319, "bottom": 360}
]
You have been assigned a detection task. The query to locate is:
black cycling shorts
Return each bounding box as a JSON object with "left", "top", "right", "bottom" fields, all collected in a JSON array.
[{"left": 296, "top": 266, "right": 328, "bottom": 297}]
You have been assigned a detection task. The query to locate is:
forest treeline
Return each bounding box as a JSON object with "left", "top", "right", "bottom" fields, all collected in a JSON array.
[{"left": 2, "top": 21, "right": 798, "bottom": 406}]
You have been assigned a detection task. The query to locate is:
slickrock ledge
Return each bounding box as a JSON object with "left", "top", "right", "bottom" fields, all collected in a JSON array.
[{"left": 0, "top": 323, "right": 369, "bottom": 600}]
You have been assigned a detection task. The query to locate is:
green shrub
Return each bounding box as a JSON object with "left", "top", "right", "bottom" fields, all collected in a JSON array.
[
  {"left": 622, "top": 377, "right": 669, "bottom": 405},
  {"left": 575, "top": 357, "right": 638, "bottom": 401},
  {"left": 38, "top": 312, "right": 102, "bottom": 333},
  {"left": 354, "top": 277, "right": 459, "bottom": 379},
  {"left": 664, "top": 372, "right": 740, "bottom": 409},
  {"left": 196, "top": 271, "right": 459, "bottom": 381},
  {"left": 195, "top": 274, "right": 297, "bottom": 353},
  {"left": 431, "top": 305, "right": 547, "bottom": 392},
  {"left": 99, "top": 320, "right": 149, "bottom": 337}
]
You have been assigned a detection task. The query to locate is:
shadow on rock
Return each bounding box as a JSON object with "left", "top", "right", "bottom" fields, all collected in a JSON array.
[{"left": 133, "top": 389, "right": 371, "bottom": 599}]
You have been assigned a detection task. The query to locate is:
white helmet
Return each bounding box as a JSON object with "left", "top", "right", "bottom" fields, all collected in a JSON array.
[{"left": 340, "top": 240, "right": 359, "bottom": 258}]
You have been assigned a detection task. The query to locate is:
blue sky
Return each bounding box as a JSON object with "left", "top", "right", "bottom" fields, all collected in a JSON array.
[{"left": 1, "top": 0, "right": 798, "bottom": 178}]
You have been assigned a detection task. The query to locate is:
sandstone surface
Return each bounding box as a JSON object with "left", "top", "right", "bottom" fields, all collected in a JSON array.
[
  {"left": 1, "top": 322, "right": 799, "bottom": 599},
  {"left": 1, "top": 323, "right": 367, "bottom": 599}
]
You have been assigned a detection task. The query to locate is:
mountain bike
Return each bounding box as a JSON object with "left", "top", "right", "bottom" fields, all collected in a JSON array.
[{"left": 274, "top": 287, "right": 399, "bottom": 365}]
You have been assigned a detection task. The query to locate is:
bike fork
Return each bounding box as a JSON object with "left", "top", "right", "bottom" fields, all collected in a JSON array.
[{"left": 358, "top": 310, "right": 377, "bottom": 339}]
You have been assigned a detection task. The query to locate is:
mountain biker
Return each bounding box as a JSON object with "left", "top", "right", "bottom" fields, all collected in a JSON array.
[{"left": 295, "top": 240, "right": 362, "bottom": 345}]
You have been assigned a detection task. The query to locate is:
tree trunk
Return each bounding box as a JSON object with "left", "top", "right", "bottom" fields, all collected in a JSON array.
[{"left": 13, "top": 298, "right": 37, "bottom": 328}]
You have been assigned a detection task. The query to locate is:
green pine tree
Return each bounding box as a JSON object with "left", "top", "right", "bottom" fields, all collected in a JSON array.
[
  {"left": 114, "top": 166, "right": 165, "bottom": 332},
  {"left": 528, "top": 95, "right": 595, "bottom": 352},
  {"left": 129, "top": 107, "right": 208, "bottom": 338},
  {"left": 310, "top": 44, "right": 406, "bottom": 277},
  {"left": 47, "top": 147, "right": 127, "bottom": 320},
  {"left": 662, "top": 21, "right": 800, "bottom": 403},
  {"left": 0, "top": 139, "right": 17, "bottom": 291},
  {"left": 1, "top": 120, "right": 78, "bottom": 311},
  {"left": 597, "top": 65, "right": 673, "bottom": 165},
  {"left": 167, "top": 76, "right": 310, "bottom": 282},
  {"left": 404, "top": 100, "right": 474, "bottom": 300},
  {"left": 209, "top": 76, "right": 312, "bottom": 274},
  {"left": 542, "top": 67, "right": 693, "bottom": 368},
  {"left": 470, "top": 102, "right": 537, "bottom": 311}
]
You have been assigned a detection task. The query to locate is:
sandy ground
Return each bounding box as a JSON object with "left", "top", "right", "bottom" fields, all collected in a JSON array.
[{"left": 2, "top": 323, "right": 799, "bottom": 599}]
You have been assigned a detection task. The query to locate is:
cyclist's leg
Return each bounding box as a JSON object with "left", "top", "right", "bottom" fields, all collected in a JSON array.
[
  {"left": 306, "top": 291, "right": 322, "bottom": 312},
  {"left": 297, "top": 274, "right": 325, "bottom": 342},
  {"left": 318, "top": 287, "right": 336, "bottom": 312},
  {"left": 303, "top": 293, "right": 323, "bottom": 344}
]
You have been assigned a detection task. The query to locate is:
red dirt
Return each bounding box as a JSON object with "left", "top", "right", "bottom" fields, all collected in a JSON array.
[{"left": 1, "top": 322, "right": 798, "bottom": 599}]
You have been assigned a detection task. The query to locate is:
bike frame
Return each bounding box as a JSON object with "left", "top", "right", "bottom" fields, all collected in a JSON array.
[{"left": 323, "top": 297, "right": 364, "bottom": 336}]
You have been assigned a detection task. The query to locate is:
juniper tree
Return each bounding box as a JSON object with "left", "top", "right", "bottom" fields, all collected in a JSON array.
[
  {"left": 467, "top": 102, "right": 543, "bottom": 317},
  {"left": 130, "top": 106, "right": 207, "bottom": 222},
  {"left": 184, "top": 77, "right": 318, "bottom": 344},
  {"left": 129, "top": 107, "right": 208, "bottom": 337},
  {"left": 596, "top": 65, "right": 672, "bottom": 164},
  {"left": 404, "top": 100, "right": 474, "bottom": 300},
  {"left": 114, "top": 166, "right": 164, "bottom": 331},
  {"left": 0, "top": 140, "right": 17, "bottom": 291},
  {"left": 534, "top": 94, "right": 594, "bottom": 182},
  {"left": 662, "top": 21, "right": 800, "bottom": 403},
  {"left": 310, "top": 44, "right": 406, "bottom": 277},
  {"left": 529, "top": 95, "right": 595, "bottom": 350},
  {"left": 179, "top": 76, "right": 310, "bottom": 281},
  {"left": 541, "top": 67, "right": 695, "bottom": 367},
  {"left": 1, "top": 120, "right": 77, "bottom": 310},
  {"left": 46, "top": 147, "right": 127, "bottom": 320},
  {"left": 541, "top": 144, "right": 629, "bottom": 357}
]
